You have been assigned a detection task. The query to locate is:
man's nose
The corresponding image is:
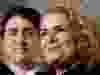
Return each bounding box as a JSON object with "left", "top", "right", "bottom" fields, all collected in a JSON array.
[{"left": 16, "top": 32, "right": 24, "bottom": 45}]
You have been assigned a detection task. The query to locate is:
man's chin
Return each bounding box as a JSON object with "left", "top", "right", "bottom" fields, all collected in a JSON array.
[
  {"left": 15, "top": 56, "right": 41, "bottom": 64},
  {"left": 4, "top": 56, "right": 24, "bottom": 64},
  {"left": 4, "top": 55, "right": 60, "bottom": 64}
]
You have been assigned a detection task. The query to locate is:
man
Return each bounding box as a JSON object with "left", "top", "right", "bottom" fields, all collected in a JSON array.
[
  {"left": 40, "top": 7, "right": 75, "bottom": 64},
  {"left": 0, "top": 6, "right": 43, "bottom": 64},
  {"left": 0, "top": 6, "right": 48, "bottom": 75}
]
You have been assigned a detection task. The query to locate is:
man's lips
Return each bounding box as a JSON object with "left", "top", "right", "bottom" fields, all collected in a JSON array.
[
  {"left": 15, "top": 48, "right": 25, "bottom": 53},
  {"left": 14, "top": 47, "right": 29, "bottom": 50}
]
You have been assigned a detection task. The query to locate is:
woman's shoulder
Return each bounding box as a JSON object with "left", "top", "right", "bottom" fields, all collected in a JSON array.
[{"left": 65, "top": 64, "right": 100, "bottom": 72}]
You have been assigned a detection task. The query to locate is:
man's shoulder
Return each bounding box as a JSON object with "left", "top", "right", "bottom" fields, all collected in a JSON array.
[{"left": 0, "top": 64, "right": 15, "bottom": 75}]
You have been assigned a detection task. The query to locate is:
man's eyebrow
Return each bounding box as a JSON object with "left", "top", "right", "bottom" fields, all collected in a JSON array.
[
  {"left": 7, "top": 28, "right": 17, "bottom": 32},
  {"left": 40, "top": 28, "right": 48, "bottom": 31},
  {"left": 23, "top": 27, "right": 32, "bottom": 31}
]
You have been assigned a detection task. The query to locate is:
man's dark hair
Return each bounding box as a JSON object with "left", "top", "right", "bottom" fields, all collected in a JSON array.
[{"left": 0, "top": 6, "right": 41, "bottom": 38}]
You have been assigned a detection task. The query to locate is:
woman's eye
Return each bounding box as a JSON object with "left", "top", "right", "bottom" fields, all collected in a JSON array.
[
  {"left": 56, "top": 28, "right": 65, "bottom": 32},
  {"left": 54, "top": 25, "right": 65, "bottom": 32}
]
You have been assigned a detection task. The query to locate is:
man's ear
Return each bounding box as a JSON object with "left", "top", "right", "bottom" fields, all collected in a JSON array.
[
  {"left": 0, "top": 43, "right": 5, "bottom": 64},
  {"left": 0, "top": 35, "right": 3, "bottom": 55}
]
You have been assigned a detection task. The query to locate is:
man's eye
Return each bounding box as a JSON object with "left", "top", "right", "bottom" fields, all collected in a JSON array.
[
  {"left": 29, "top": 32, "right": 32, "bottom": 35},
  {"left": 40, "top": 32, "right": 48, "bottom": 36},
  {"left": 25, "top": 31, "right": 32, "bottom": 36},
  {"left": 8, "top": 32, "right": 16, "bottom": 35}
]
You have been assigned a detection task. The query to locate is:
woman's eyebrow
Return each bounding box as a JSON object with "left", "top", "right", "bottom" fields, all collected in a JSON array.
[
  {"left": 40, "top": 25, "right": 64, "bottom": 31},
  {"left": 53, "top": 25, "right": 64, "bottom": 30}
]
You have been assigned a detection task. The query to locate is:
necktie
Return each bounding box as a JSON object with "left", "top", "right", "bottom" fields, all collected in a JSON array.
[
  {"left": 48, "top": 65, "right": 56, "bottom": 75},
  {"left": 48, "top": 64, "right": 64, "bottom": 75}
]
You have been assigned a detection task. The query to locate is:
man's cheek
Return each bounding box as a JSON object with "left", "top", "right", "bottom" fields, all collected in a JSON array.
[
  {"left": 7, "top": 40, "right": 14, "bottom": 48},
  {"left": 41, "top": 40, "right": 46, "bottom": 48},
  {"left": 4, "top": 48, "right": 13, "bottom": 56},
  {"left": 4, "top": 41, "right": 14, "bottom": 54}
]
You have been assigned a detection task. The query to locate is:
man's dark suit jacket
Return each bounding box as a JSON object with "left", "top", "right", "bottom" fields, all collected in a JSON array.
[
  {"left": 0, "top": 64, "right": 98, "bottom": 75},
  {"left": 0, "top": 64, "right": 15, "bottom": 75},
  {"left": 0, "top": 64, "right": 48, "bottom": 75}
]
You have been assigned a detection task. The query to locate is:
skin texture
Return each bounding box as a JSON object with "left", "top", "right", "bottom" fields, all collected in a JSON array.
[
  {"left": 40, "top": 12, "right": 74, "bottom": 64},
  {"left": 2, "top": 16, "right": 41, "bottom": 64}
]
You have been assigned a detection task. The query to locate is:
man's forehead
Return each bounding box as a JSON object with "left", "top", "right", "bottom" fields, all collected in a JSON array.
[
  {"left": 41, "top": 16, "right": 48, "bottom": 29},
  {"left": 16, "top": 16, "right": 32, "bottom": 27},
  {"left": 6, "top": 16, "right": 16, "bottom": 30},
  {"left": 6, "top": 16, "right": 32, "bottom": 29},
  {"left": 7, "top": 16, "right": 16, "bottom": 24}
]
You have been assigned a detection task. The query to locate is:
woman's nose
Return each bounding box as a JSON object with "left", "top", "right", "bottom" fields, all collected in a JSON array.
[{"left": 48, "top": 36, "right": 58, "bottom": 44}]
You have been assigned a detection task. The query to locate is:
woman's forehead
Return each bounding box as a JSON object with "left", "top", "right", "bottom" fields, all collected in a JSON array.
[{"left": 40, "top": 13, "right": 68, "bottom": 30}]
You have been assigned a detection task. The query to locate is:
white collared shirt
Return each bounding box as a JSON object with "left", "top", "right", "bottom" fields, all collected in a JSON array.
[{"left": 7, "top": 64, "right": 40, "bottom": 75}]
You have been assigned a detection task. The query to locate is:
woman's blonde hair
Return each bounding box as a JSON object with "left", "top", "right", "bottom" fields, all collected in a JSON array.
[{"left": 44, "top": 7, "right": 72, "bottom": 23}]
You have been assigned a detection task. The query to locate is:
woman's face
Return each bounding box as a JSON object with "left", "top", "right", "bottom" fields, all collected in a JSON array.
[
  {"left": 40, "top": 13, "right": 73, "bottom": 63},
  {"left": 2, "top": 16, "right": 41, "bottom": 64}
]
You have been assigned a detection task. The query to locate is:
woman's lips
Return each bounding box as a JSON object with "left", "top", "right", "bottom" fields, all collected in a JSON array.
[{"left": 46, "top": 42, "right": 64, "bottom": 49}]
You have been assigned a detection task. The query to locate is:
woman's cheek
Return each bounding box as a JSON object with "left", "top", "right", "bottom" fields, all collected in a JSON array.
[{"left": 56, "top": 33, "right": 67, "bottom": 42}]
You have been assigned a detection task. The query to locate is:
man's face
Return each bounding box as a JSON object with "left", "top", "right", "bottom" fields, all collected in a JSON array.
[
  {"left": 40, "top": 13, "right": 73, "bottom": 63},
  {"left": 3, "top": 16, "right": 40, "bottom": 64}
]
